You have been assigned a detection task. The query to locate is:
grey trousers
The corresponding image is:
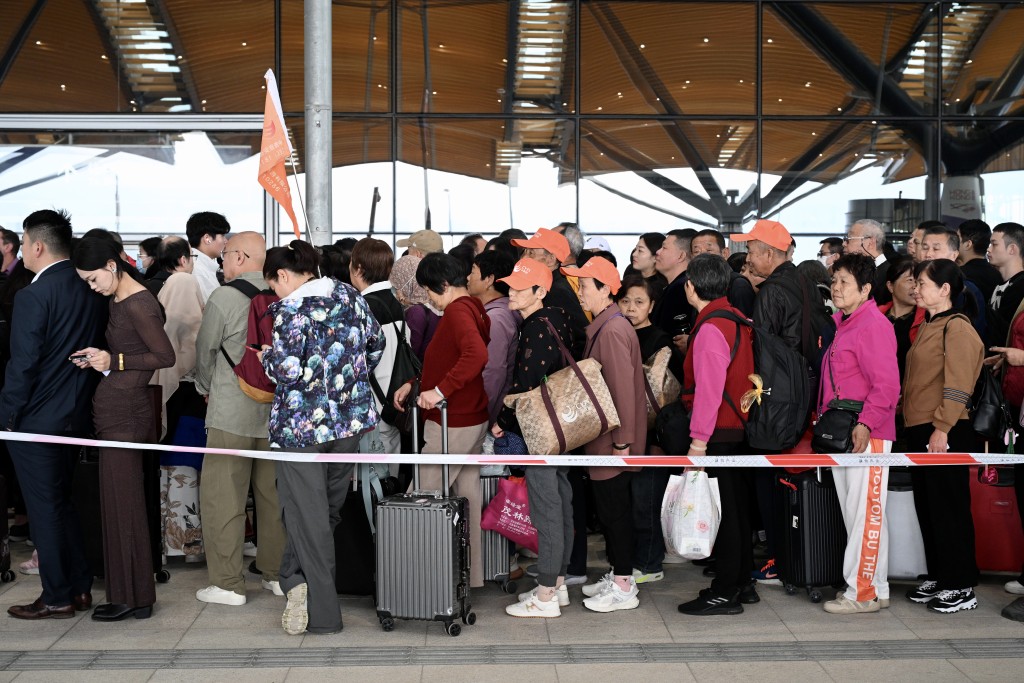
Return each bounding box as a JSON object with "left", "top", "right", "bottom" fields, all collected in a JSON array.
[
  {"left": 275, "top": 435, "right": 358, "bottom": 634},
  {"left": 526, "top": 465, "right": 574, "bottom": 587}
]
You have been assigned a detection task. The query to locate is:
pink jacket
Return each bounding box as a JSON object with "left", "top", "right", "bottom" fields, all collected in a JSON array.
[{"left": 817, "top": 300, "right": 900, "bottom": 441}]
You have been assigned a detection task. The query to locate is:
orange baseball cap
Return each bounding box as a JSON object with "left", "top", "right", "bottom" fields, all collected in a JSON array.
[
  {"left": 561, "top": 256, "right": 622, "bottom": 295},
  {"left": 511, "top": 228, "right": 571, "bottom": 263},
  {"left": 729, "top": 219, "right": 793, "bottom": 252},
  {"left": 499, "top": 257, "right": 553, "bottom": 291}
]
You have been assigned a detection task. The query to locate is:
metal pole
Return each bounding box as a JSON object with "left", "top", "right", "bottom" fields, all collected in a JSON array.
[{"left": 305, "top": 0, "right": 332, "bottom": 246}]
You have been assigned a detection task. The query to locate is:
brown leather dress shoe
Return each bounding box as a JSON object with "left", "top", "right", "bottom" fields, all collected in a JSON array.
[
  {"left": 8, "top": 597, "right": 75, "bottom": 620},
  {"left": 72, "top": 593, "right": 93, "bottom": 612}
]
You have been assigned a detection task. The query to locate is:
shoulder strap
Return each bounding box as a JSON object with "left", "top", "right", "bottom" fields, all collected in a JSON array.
[
  {"left": 583, "top": 311, "right": 624, "bottom": 358},
  {"left": 224, "top": 279, "right": 261, "bottom": 300},
  {"left": 360, "top": 464, "right": 385, "bottom": 536},
  {"left": 219, "top": 279, "right": 262, "bottom": 368},
  {"left": 940, "top": 313, "right": 972, "bottom": 355}
]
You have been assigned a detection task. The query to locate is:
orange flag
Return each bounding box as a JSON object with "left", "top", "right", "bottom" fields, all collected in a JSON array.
[{"left": 258, "top": 69, "right": 301, "bottom": 239}]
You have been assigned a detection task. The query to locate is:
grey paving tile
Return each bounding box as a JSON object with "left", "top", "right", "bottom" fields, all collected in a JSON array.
[
  {"left": 11, "top": 671, "right": 156, "bottom": 682},
  {"left": 421, "top": 664, "right": 558, "bottom": 682},
  {"left": 556, "top": 663, "right": 696, "bottom": 682},
  {"left": 947, "top": 657, "right": 1024, "bottom": 683},
  {"left": 285, "top": 667, "right": 423, "bottom": 682},
  {"left": 543, "top": 602, "right": 673, "bottom": 644},
  {"left": 687, "top": 661, "right": 833, "bottom": 682},
  {"left": 176, "top": 628, "right": 304, "bottom": 649},
  {"left": 49, "top": 627, "right": 189, "bottom": 650},
  {"left": 819, "top": 658, "right": 970, "bottom": 683},
  {"left": 148, "top": 668, "right": 290, "bottom": 682},
  {"left": 0, "top": 673, "right": 17, "bottom": 682},
  {"left": 0, "top": 630, "right": 67, "bottom": 651},
  {"left": 897, "top": 616, "right": 1024, "bottom": 640}
]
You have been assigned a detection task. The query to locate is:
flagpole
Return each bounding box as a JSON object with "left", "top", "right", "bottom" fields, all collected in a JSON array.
[{"left": 286, "top": 157, "right": 311, "bottom": 242}]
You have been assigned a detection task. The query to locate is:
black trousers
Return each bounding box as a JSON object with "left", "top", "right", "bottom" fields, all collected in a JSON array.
[
  {"left": 706, "top": 442, "right": 753, "bottom": 596},
  {"left": 567, "top": 467, "right": 588, "bottom": 576},
  {"left": 1017, "top": 463, "right": 1024, "bottom": 583},
  {"left": 906, "top": 421, "right": 980, "bottom": 589},
  {"left": 591, "top": 472, "right": 635, "bottom": 577}
]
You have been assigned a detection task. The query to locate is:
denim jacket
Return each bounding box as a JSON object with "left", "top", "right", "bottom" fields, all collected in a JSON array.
[{"left": 261, "top": 277, "right": 385, "bottom": 449}]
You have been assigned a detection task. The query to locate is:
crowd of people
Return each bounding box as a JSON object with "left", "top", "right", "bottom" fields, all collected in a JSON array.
[{"left": 0, "top": 209, "right": 1022, "bottom": 635}]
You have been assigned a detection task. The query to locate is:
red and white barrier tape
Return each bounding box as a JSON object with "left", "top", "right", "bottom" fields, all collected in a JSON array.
[{"left": 0, "top": 430, "right": 1021, "bottom": 467}]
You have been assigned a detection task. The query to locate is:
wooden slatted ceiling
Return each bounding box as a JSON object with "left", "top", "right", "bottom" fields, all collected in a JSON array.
[
  {"left": 946, "top": 8, "right": 1024, "bottom": 116},
  {"left": 0, "top": 0, "right": 36, "bottom": 61},
  {"left": 0, "top": 0, "right": 127, "bottom": 112},
  {"left": 395, "top": 0, "right": 508, "bottom": 114}
]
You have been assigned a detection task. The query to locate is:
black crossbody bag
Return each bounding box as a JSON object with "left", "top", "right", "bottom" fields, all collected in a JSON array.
[{"left": 811, "top": 346, "right": 864, "bottom": 454}]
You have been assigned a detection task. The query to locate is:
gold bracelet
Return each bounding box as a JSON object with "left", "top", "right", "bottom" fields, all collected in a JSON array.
[{"left": 118, "top": 353, "right": 124, "bottom": 371}]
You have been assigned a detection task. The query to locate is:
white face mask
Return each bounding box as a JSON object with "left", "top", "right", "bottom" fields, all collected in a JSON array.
[{"left": 818, "top": 255, "right": 832, "bottom": 268}]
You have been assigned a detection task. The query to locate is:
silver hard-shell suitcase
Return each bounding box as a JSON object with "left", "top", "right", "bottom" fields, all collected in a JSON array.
[
  {"left": 480, "top": 476, "right": 518, "bottom": 594},
  {"left": 375, "top": 400, "right": 475, "bottom": 636}
]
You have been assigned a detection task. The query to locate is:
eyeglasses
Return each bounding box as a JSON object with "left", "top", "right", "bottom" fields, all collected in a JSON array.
[
  {"left": 816, "top": 252, "right": 829, "bottom": 258},
  {"left": 220, "top": 249, "right": 250, "bottom": 260},
  {"left": 842, "top": 235, "right": 868, "bottom": 243}
]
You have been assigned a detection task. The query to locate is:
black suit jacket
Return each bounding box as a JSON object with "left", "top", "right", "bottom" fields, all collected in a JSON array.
[
  {"left": 872, "top": 258, "right": 892, "bottom": 306},
  {"left": 0, "top": 260, "right": 108, "bottom": 434}
]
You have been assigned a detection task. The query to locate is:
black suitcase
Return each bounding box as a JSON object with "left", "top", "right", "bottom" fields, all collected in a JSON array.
[
  {"left": 777, "top": 468, "right": 846, "bottom": 602},
  {"left": 72, "top": 446, "right": 169, "bottom": 583},
  {"left": 375, "top": 400, "right": 475, "bottom": 636}
]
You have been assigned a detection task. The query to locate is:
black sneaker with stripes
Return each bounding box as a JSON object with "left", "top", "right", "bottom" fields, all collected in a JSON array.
[
  {"left": 905, "top": 580, "right": 941, "bottom": 603},
  {"left": 927, "top": 588, "right": 978, "bottom": 614},
  {"left": 678, "top": 588, "right": 743, "bottom": 616}
]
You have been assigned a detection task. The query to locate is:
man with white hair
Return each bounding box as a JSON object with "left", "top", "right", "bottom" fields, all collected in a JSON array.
[{"left": 844, "top": 219, "right": 891, "bottom": 305}]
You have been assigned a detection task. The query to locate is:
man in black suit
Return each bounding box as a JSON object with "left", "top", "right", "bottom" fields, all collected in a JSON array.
[{"left": 0, "top": 210, "right": 107, "bottom": 620}]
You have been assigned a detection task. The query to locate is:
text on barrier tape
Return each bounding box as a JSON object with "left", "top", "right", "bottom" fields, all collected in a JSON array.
[{"left": 0, "top": 430, "right": 1022, "bottom": 467}]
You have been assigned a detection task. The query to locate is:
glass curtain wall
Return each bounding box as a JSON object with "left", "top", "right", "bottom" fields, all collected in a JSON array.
[{"left": 2, "top": 1, "right": 1024, "bottom": 260}]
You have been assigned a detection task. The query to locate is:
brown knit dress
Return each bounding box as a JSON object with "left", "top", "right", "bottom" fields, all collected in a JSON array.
[{"left": 93, "top": 290, "right": 175, "bottom": 608}]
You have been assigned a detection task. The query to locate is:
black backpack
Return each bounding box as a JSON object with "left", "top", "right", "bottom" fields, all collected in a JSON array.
[
  {"left": 777, "top": 273, "right": 836, "bottom": 404},
  {"left": 942, "top": 314, "right": 1009, "bottom": 440},
  {"left": 703, "top": 310, "right": 811, "bottom": 451},
  {"left": 369, "top": 319, "right": 422, "bottom": 430}
]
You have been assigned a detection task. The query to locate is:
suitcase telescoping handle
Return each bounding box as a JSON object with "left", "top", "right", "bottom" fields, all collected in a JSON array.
[{"left": 410, "top": 397, "right": 450, "bottom": 494}]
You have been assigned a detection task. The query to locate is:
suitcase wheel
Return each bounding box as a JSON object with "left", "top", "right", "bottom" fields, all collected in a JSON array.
[
  {"left": 501, "top": 579, "right": 517, "bottom": 595},
  {"left": 156, "top": 569, "right": 171, "bottom": 584},
  {"left": 462, "top": 611, "right": 476, "bottom": 626},
  {"left": 784, "top": 584, "right": 797, "bottom": 596},
  {"left": 380, "top": 617, "right": 395, "bottom": 632},
  {"left": 445, "top": 622, "right": 462, "bottom": 637},
  {"left": 808, "top": 588, "right": 823, "bottom": 603},
  {"left": 0, "top": 570, "right": 14, "bottom": 583}
]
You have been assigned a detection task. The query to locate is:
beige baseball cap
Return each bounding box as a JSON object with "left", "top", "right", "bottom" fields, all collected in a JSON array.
[{"left": 396, "top": 229, "right": 443, "bottom": 254}]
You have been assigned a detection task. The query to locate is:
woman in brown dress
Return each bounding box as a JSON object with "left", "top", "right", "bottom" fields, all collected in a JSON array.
[{"left": 71, "top": 235, "right": 175, "bottom": 621}]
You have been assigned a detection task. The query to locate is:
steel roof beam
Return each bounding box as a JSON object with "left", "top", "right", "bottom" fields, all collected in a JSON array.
[{"left": 0, "top": 0, "right": 48, "bottom": 89}]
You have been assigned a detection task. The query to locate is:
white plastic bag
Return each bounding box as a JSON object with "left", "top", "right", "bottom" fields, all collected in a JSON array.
[{"left": 661, "top": 470, "right": 721, "bottom": 560}]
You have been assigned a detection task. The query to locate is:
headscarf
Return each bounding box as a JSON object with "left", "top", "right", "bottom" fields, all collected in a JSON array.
[{"left": 390, "top": 254, "right": 432, "bottom": 308}]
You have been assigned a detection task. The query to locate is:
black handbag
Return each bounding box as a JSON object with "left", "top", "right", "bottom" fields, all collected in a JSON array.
[
  {"left": 654, "top": 397, "right": 693, "bottom": 456},
  {"left": 941, "top": 314, "right": 1010, "bottom": 440},
  {"left": 811, "top": 351, "right": 864, "bottom": 453}
]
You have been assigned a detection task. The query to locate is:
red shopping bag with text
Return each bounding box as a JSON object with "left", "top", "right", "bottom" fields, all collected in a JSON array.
[{"left": 481, "top": 476, "right": 539, "bottom": 553}]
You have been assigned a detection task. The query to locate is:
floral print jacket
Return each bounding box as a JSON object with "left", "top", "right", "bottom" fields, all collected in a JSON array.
[{"left": 261, "top": 277, "right": 385, "bottom": 449}]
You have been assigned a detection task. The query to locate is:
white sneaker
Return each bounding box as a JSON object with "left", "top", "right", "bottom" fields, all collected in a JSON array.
[
  {"left": 196, "top": 585, "right": 246, "bottom": 606},
  {"left": 632, "top": 569, "right": 664, "bottom": 584},
  {"left": 506, "top": 593, "right": 561, "bottom": 618},
  {"left": 282, "top": 583, "right": 308, "bottom": 635},
  {"left": 563, "top": 574, "right": 588, "bottom": 586},
  {"left": 262, "top": 579, "right": 285, "bottom": 596},
  {"left": 583, "top": 578, "right": 640, "bottom": 613},
  {"left": 1005, "top": 580, "right": 1024, "bottom": 595},
  {"left": 243, "top": 542, "right": 258, "bottom": 558},
  {"left": 582, "top": 572, "right": 613, "bottom": 597},
  {"left": 519, "top": 584, "right": 569, "bottom": 607}
]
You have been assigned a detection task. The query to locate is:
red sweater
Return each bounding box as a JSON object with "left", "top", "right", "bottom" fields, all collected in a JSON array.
[
  {"left": 682, "top": 298, "right": 755, "bottom": 443},
  {"left": 419, "top": 295, "right": 491, "bottom": 428}
]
